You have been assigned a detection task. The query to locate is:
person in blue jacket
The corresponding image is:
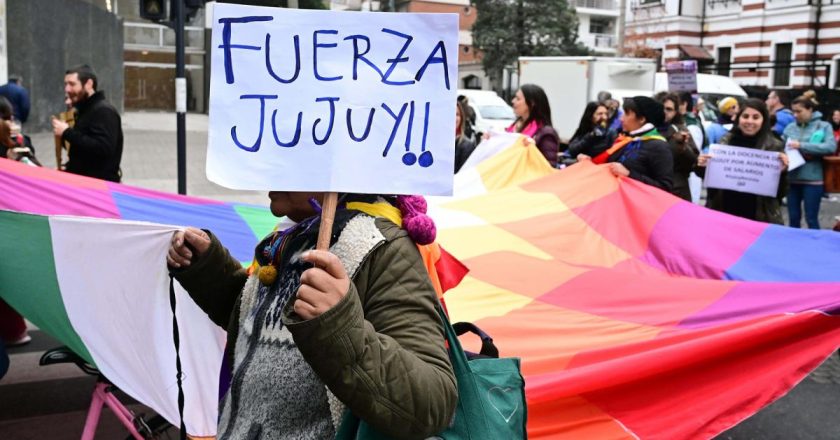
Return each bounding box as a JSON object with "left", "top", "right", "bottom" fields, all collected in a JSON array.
[
  {"left": 782, "top": 91, "right": 836, "bottom": 229},
  {"left": 766, "top": 89, "right": 795, "bottom": 138},
  {"left": 0, "top": 76, "right": 30, "bottom": 123},
  {"left": 706, "top": 97, "right": 739, "bottom": 147}
]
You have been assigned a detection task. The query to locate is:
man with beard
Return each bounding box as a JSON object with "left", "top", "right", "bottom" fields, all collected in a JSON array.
[{"left": 51, "top": 65, "right": 123, "bottom": 182}]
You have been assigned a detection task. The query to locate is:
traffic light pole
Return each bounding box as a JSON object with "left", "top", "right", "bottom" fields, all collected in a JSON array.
[{"left": 174, "top": 0, "right": 187, "bottom": 195}]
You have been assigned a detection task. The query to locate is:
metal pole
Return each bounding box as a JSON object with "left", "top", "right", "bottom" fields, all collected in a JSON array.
[
  {"left": 174, "top": 0, "right": 187, "bottom": 195},
  {"left": 617, "top": 0, "right": 626, "bottom": 55}
]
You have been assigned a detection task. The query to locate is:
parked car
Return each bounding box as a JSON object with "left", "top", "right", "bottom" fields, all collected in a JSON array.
[{"left": 457, "top": 89, "right": 516, "bottom": 135}]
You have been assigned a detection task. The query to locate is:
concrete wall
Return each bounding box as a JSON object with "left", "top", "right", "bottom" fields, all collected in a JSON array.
[{"left": 7, "top": 0, "right": 123, "bottom": 132}]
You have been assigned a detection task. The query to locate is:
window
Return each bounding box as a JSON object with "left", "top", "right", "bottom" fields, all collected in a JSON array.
[
  {"left": 589, "top": 18, "right": 612, "bottom": 35},
  {"left": 717, "top": 47, "right": 731, "bottom": 76},
  {"left": 463, "top": 75, "right": 481, "bottom": 90},
  {"left": 774, "top": 43, "right": 792, "bottom": 87}
]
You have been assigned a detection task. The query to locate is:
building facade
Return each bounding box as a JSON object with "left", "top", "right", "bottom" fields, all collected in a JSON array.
[
  {"left": 573, "top": 0, "right": 620, "bottom": 55},
  {"left": 625, "top": 0, "right": 840, "bottom": 89}
]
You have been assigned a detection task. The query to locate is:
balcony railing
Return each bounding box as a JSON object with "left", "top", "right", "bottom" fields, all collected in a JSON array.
[
  {"left": 594, "top": 34, "right": 616, "bottom": 48},
  {"left": 580, "top": 33, "right": 617, "bottom": 50},
  {"left": 573, "top": 0, "right": 618, "bottom": 10}
]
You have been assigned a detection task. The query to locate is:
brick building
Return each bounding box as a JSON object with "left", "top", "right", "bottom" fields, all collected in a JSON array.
[{"left": 625, "top": 0, "right": 840, "bottom": 89}]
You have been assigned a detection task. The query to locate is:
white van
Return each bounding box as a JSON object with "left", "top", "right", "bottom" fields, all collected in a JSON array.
[{"left": 457, "top": 89, "right": 516, "bottom": 135}]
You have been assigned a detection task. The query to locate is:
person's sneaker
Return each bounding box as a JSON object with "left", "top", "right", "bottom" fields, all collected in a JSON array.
[{"left": 6, "top": 332, "right": 32, "bottom": 347}]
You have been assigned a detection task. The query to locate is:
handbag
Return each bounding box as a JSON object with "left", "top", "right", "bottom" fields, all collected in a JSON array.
[{"left": 335, "top": 304, "right": 527, "bottom": 439}]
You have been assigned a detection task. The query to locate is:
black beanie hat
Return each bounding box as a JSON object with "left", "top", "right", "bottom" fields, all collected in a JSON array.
[{"left": 628, "top": 95, "right": 665, "bottom": 127}]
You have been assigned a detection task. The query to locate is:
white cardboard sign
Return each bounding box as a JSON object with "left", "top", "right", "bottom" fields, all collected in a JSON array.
[
  {"left": 665, "top": 60, "right": 697, "bottom": 93},
  {"left": 207, "top": 4, "right": 459, "bottom": 195},
  {"left": 705, "top": 144, "right": 783, "bottom": 197}
]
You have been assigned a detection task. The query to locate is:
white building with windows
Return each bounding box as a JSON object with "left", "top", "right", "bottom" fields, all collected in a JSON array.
[
  {"left": 573, "top": 0, "right": 621, "bottom": 55},
  {"left": 625, "top": 0, "right": 840, "bottom": 89}
]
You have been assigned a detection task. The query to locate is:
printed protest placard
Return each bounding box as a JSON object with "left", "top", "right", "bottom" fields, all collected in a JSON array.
[
  {"left": 705, "top": 144, "right": 784, "bottom": 197},
  {"left": 666, "top": 60, "right": 697, "bottom": 93},
  {"left": 207, "top": 4, "right": 459, "bottom": 195}
]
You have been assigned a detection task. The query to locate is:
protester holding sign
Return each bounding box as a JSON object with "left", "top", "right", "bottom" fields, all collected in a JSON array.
[
  {"left": 782, "top": 91, "right": 836, "bottom": 229},
  {"left": 506, "top": 84, "right": 560, "bottom": 167},
  {"left": 657, "top": 92, "right": 699, "bottom": 201},
  {"left": 174, "top": 5, "right": 462, "bottom": 439},
  {"left": 578, "top": 96, "right": 674, "bottom": 192},
  {"left": 696, "top": 99, "right": 788, "bottom": 224},
  {"left": 167, "top": 193, "right": 457, "bottom": 439}
]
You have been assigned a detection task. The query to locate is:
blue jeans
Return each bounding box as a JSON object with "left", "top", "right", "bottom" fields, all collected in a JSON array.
[{"left": 788, "top": 184, "right": 823, "bottom": 229}]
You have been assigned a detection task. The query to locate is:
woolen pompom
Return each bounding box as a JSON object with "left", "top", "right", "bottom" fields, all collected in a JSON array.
[
  {"left": 403, "top": 213, "right": 436, "bottom": 245},
  {"left": 258, "top": 265, "right": 277, "bottom": 285},
  {"left": 397, "top": 195, "right": 428, "bottom": 216}
]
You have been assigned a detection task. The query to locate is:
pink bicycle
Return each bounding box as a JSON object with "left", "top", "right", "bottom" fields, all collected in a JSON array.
[{"left": 39, "top": 346, "right": 176, "bottom": 440}]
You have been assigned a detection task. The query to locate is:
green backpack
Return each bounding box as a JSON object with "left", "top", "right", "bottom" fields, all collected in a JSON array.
[{"left": 335, "top": 304, "right": 527, "bottom": 439}]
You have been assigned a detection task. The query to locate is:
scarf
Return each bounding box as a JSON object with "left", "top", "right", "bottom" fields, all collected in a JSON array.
[
  {"left": 592, "top": 125, "right": 665, "bottom": 164},
  {"left": 506, "top": 120, "right": 540, "bottom": 137}
]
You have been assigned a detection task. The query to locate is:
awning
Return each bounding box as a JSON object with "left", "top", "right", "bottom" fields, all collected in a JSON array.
[{"left": 679, "top": 45, "right": 714, "bottom": 62}]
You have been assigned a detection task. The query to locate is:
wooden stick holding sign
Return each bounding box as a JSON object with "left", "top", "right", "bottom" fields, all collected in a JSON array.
[{"left": 316, "top": 192, "right": 338, "bottom": 251}]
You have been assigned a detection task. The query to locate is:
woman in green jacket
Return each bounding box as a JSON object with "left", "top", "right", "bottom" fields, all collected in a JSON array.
[
  {"left": 782, "top": 91, "right": 836, "bottom": 229},
  {"left": 166, "top": 193, "right": 457, "bottom": 440}
]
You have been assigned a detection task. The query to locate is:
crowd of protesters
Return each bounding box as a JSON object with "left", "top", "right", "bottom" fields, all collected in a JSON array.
[{"left": 456, "top": 84, "right": 840, "bottom": 230}]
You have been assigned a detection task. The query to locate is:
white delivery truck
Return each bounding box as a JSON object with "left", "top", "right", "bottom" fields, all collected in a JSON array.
[{"left": 518, "top": 56, "right": 657, "bottom": 140}]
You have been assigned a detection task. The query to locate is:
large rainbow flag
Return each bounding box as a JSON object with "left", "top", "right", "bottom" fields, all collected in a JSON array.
[{"left": 1, "top": 134, "right": 840, "bottom": 439}]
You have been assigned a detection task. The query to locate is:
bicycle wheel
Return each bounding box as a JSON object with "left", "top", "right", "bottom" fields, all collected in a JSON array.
[{"left": 124, "top": 414, "right": 179, "bottom": 440}]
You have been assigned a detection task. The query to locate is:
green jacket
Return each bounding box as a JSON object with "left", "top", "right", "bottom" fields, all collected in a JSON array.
[
  {"left": 782, "top": 111, "right": 835, "bottom": 182},
  {"left": 175, "top": 213, "right": 457, "bottom": 439}
]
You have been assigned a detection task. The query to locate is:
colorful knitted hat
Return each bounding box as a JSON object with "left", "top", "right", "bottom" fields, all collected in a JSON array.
[{"left": 718, "top": 97, "right": 738, "bottom": 114}]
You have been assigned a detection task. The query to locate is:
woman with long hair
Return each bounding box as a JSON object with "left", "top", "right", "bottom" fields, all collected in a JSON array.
[
  {"left": 578, "top": 96, "right": 674, "bottom": 191},
  {"left": 696, "top": 98, "right": 788, "bottom": 223},
  {"left": 782, "top": 90, "right": 836, "bottom": 228},
  {"left": 507, "top": 83, "right": 560, "bottom": 167},
  {"left": 567, "top": 101, "right": 616, "bottom": 158},
  {"left": 657, "top": 93, "right": 699, "bottom": 201},
  {"left": 454, "top": 100, "right": 476, "bottom": 173}
]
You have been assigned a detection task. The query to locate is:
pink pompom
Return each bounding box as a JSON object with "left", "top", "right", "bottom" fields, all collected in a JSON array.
[
  {"left": 397, "top": 195, "right": 428, "bottom": 216},
  {"left": 404, "top": 213, "right": 436, "bottom": 245}
]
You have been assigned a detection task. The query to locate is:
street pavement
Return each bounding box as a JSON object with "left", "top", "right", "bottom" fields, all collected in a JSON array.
[{"left": 2, "top": 111, "right": 840, "bottom": 439}]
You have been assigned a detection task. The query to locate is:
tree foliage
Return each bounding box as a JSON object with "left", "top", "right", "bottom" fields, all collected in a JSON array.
[{"left": 472, "top": 0, "right": 590, "bottom": 81}]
